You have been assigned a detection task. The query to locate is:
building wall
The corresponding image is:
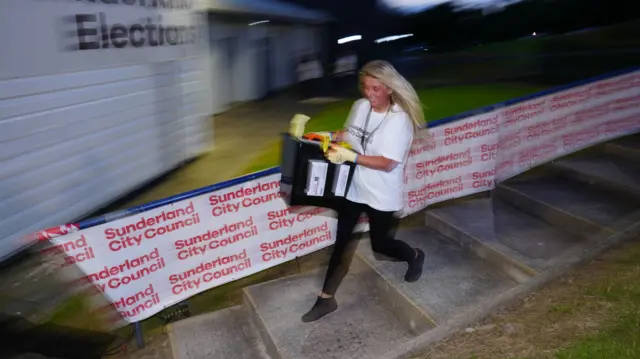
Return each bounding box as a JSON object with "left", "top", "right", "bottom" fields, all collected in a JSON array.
[
  {"left": 208, "top": 19, "right": 323, "bottom": 114},
  {"left": 0, "top": 1, "right": 213, "bottom": 260}
]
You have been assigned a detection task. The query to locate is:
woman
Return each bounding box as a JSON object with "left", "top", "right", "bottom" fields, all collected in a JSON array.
[{"left": 302, "top": 60, "right": 426, "bottom": 323}]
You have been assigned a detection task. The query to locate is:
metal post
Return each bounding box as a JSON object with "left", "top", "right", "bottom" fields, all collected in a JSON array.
[{"left": 134, "top": 322, "right": 144, "bottom": 349}]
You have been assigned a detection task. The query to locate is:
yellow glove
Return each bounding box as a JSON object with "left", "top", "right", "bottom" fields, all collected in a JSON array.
[
  {"left": 325, "top": 144, "right": 358, "bottom": 164},
  {"left": 289, "top": 114, "right": 311, "bottom": 137}
]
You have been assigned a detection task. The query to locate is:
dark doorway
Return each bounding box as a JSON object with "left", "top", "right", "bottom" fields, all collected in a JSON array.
[
  {"left": 218, "top": 37, "right": 238, "bottom": 109},
  {"left": 255, "top": 37, "right": 274, "bottom": 99}
]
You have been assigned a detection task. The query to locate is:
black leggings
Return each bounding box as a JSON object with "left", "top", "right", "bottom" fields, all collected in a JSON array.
[{"left": 322, "top": 199, "right": 416, "bottom": 295}]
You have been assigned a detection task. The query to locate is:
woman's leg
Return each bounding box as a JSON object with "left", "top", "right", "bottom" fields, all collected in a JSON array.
[
  {"left": 365, "top": 205, "right": 425, "bottom": 282},
  {"left": 301, "top": 200, "right": 363, "bottom": 322},
  {"left": 321, "top": 200, "right": 363, "bottom": 295}
]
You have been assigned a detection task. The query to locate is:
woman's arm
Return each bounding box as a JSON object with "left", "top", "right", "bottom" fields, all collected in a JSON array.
[
  {"left": 332, "top": 129, "right": 347, "bottom": 143},
  {"left": 325, "top": 145, "right": 398, "bottom": 172},
  {"left": 326, "top": 145, "right": 397, "bottom": 172},
  {"left": 354, "top": 155, "right": 398, "bottom": 173},
  {"left": 333, "top": 99, "right": 366, "bottom": 143}
]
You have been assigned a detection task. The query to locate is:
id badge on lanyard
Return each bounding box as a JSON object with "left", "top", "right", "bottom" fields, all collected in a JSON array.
[{"left": 361, "top": 107, "right": 390, "bottom": 154}]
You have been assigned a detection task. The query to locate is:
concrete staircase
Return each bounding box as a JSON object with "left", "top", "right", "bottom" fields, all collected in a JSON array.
[{"left": 167, "top": 133, "right": 640, "bottom": 359}]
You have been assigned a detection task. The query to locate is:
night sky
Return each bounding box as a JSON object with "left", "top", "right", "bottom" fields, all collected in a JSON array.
[
  {"left": 284, "top": 0, "right": 379, "bottom": 36},
  {"left": 284, "top": 0, "right": 518, "bottom": 37},
  {"left": 379, "top": 0, "right": 518, "bottom": 12}
]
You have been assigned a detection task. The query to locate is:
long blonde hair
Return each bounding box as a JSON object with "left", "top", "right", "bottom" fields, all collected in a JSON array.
[{"left": 359, "top": 60, "right": 425, "bottom": 133}]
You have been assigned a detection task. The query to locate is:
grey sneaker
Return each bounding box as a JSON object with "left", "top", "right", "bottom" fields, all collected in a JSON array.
[
  {"left": 405, "top": 248, "right": 425, "bottom": 282},
  {"left": 301, "top": 296, "right": 338, "bottom": 323}
]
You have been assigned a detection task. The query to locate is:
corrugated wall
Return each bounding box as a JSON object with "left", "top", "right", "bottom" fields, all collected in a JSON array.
[
  {"left": 0, "top": 58, "right": 213, "bottom": 260},
  {"left": 0, "top": 0, "right": 325, "bottom": 259},
  {"left": 0, "top": 1, "right": 213, "bottom": 260}
]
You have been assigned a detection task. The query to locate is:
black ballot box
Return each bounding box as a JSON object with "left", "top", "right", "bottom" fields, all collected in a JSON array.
[{"left": 280, "top": 133, "right": 356, "bottom": 210}]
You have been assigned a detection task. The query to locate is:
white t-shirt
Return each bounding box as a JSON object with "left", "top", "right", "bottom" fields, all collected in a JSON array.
[{"left": 343, "top": 98, "right": 414, "bottom": 212}]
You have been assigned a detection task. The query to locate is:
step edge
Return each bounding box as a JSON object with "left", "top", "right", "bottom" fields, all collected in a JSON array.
[
  {"left": 354, "top": 242, "right": 438, "bottom": 330},
  {"left": 495, "top": 184, "right": 616, "bottom": 236},
  {"left": 544, "top": 210, "right": 640, "bottom": 268},
  {"left": 242, "top": 288, "right": 284, "bottom": 359},
  {"left": 606, "top": 142, "right": 640, "bottom": 163},
  {"left": 425, "top": 210, "right": 537, "bottom": 283},
  {"left": 166, "top": 319, "right": 181, "bottom": 359},
  {"left": 164, "top": 304, "right": 246, "bottom": 329},
  {"left": 376, "top": 218, "right": 640, "bottom": 359},
  {"left": 356, "top": 234, "right": 521, "bottom": 328},
  {"left": 551, "top": 160, "right": 640, "bottom": 200},
  {"left": 242, "top": 260, "right": 423, "bottom": 359},
  {"left": 244, "top": 265, "right": 325, "bottom": 292},
  {"left": 166, "top": 305, "right": 269, "bottom": 359}
]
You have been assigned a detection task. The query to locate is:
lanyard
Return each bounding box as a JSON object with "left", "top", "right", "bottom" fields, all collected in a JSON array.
[{"left": 361, "top": 106, "right": 390, "bottom": 154}]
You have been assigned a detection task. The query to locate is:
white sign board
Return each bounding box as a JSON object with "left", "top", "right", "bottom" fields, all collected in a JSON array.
[{"left": 0, "top": 0, "right": 209, "bottom": 80}]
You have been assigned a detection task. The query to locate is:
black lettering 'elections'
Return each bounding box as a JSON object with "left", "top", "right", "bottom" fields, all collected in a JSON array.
[
  {"left": 76, "top": 14, "right": 99, "bottom": 50},
  {"left": 130, "top": 24, "right": 146, "bottom": 47},
  {"left": 110, "top": 24, "right": 128, "bottom": 48},
  {"left": 73, "top": 12, "right": 200, "bottom": 50}
]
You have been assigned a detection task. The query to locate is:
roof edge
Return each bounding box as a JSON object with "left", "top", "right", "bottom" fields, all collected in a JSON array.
[{"left": 204, "top": 0, "right": 334, "bottom": 23}]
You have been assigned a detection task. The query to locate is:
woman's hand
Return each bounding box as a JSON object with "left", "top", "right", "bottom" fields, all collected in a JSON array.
[
  {"left": 325, "top": 145, "right": 398, "bottom": 172},
  {"left": 332, "top": 129, "right": 346, "bottom": 143},
  {"left": 325, "top": 144, "right": 358, "bottom": 164}
]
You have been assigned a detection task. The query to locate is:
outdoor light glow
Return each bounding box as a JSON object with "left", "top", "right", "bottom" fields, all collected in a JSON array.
[
  {"left": 337, "top": 35, "right": 362, "bottom": 44},
  {"left": 375, "top": 34, "right": 414, "bottom": 43},
  {"left": 532, "top": 31, "right": 537, "bottom": 36},
  {"left": 379, "top": 0, "right": 515, "bottom": 13},
  {"left": 249, "top": 20, "right": 270, "bottom": 26}
]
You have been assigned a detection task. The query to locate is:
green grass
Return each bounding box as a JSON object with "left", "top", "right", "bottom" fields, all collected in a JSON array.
[
  {"left": 417, "top": 240, "right": 640, "bottom": 359},
  {"left": 504, "top": 243, "right": 640, "bottom": 359},
  {"left": 553, "top": 245, "right": 640, "bottom": 359},
  {"left": 239, "top": 100, "right": 361, "bottom": 175},
  {"left": 48, "top": 294, "right": 88, "bottom": 325},
  {"left": 237, "top": 83, "right": 548, "bottom": 176},
  {"left": 555, "top": 310, "right": 640, "bottom": 359},
  {"left": 415, "top": 19, "right": 640, "bottom": 84}
]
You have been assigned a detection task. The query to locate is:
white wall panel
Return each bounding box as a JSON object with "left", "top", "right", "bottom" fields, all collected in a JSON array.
[
  {"left": 0, "top": 0, "right": 213, "bottom": 261},
  {"left": 207, "top": 21, "right": 325, "bottom": 113}
]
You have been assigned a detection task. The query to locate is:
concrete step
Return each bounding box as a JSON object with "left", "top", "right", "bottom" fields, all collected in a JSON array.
[
  {"left": 606, "top": 135, "right": 640, "bottom": 162},
  {"left": 167, "top": 305, "right": 270, "bottom": 359},
  {"left": 425, "top": 197, "right": 584, "bottom": 282},
  {"left": 356, "top": 227, "right": 517, "bottom": 326},
  {"left": 497, "top": 173, "right": 640, "bottom": 236},
  {"left": 551, "top": 152, "right": 640, "bottom": 200},
  {"left": 243, "top": 261, "right": 421, "bottom": 359}
]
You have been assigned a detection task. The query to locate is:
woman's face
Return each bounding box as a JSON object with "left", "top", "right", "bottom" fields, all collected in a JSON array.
[{"left": 360, "top": 75, "right": 392, "bottom": 110}]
